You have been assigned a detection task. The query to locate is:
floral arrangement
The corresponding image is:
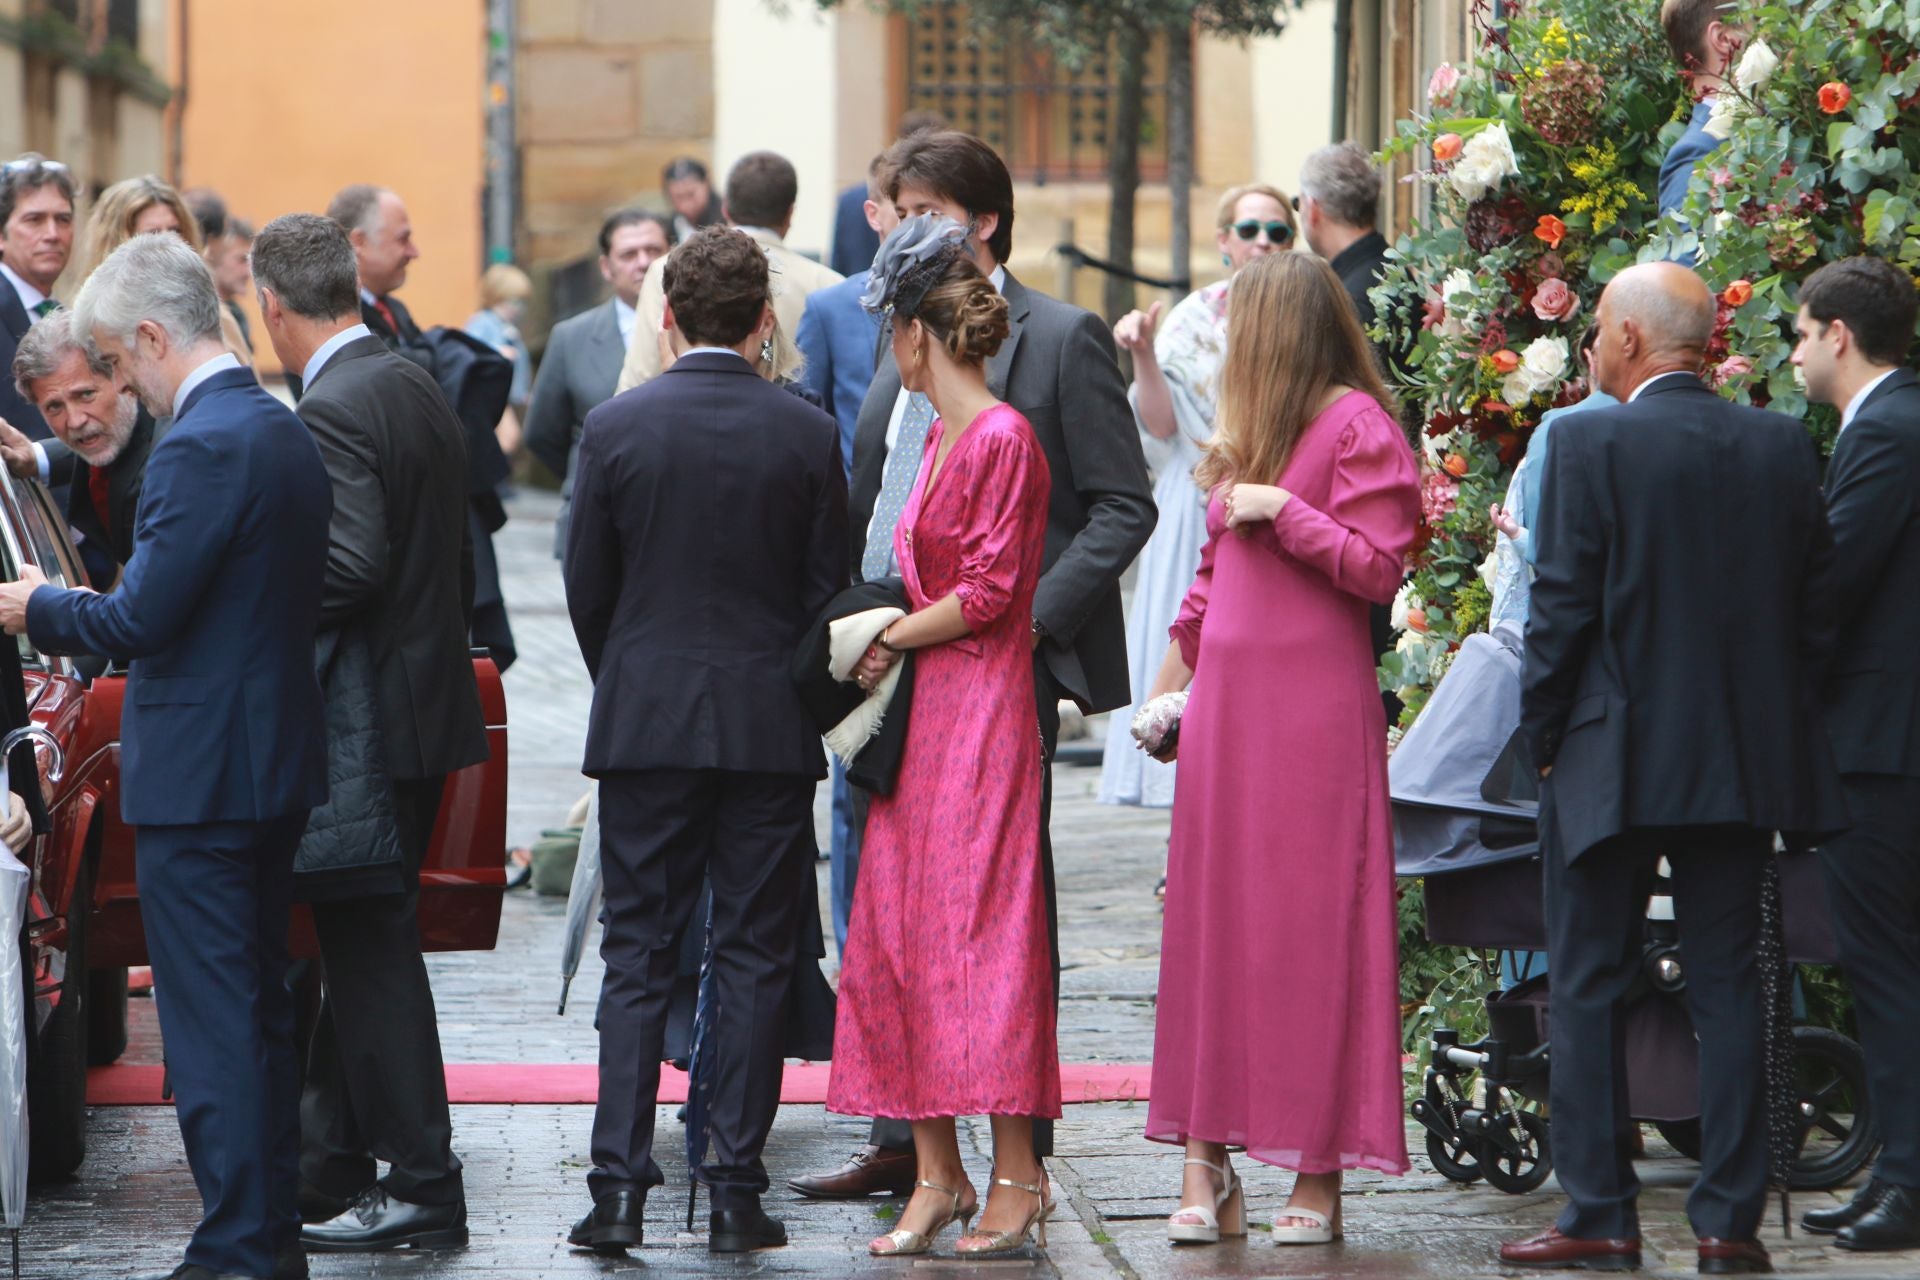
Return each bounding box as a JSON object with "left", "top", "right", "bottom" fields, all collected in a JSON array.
[
  {"left": 1656, "top": 0, "right": 1920, "bottom": 438},
  {"left": 1371, "top": 0, "right": 1684, "bottom": 724}
]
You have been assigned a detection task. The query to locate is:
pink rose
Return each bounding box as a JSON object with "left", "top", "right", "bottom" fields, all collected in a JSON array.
[
  {"left": 1428, "top": 62, "right": 1461, "bottom": 109},
  {"left": 1531, "top": 277, "right": 1580, "bottom": 323},
  {"left": 1711, "top": 354, "right": 1754, "bottom": 386}
]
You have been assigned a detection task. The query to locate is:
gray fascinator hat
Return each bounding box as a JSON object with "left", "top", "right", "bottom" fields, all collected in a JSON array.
[{"left": 860, "top": 213, "right": 969, "bottom": 321}]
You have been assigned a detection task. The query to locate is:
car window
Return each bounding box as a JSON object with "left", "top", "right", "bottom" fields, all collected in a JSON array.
[
  {"left": 12, "top": 477, "right": 80, "bottom": 591},
  {"left": 0, "top": 514, "right": 44, "bottom": 672}
]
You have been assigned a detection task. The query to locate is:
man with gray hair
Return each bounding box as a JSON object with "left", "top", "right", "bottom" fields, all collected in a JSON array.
[
  {"left": 1297, "top": 142, "right": 1394, "bottom": 346},
  {"left": 0, "top": 231, "right": 334, "bottom": 1280},
  {"left": 252, "top": 211, "right": 486, "bottom": 1255},
  {"left": 1502, "top": 261, "right": 1845, "bottom": 1275},
  {"left": 3, "top": 309, "right": 156, "bottom": 573}
]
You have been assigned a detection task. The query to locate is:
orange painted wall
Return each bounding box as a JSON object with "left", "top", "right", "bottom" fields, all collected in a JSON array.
[{"left": 175, "top": 0, "right": 487, "bottom": 373}]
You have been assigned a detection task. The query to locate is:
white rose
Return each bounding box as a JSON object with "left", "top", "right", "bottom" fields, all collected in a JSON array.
[
  {"left": 1501, "top": 369, "right": 1538, "bottom": 405},
  {"left": 1391, "top": 583, "right": 1424, "bottom": 631},
  {"left": 1519, "top": 335, "right": 1569, "bottom": 394},
  {"left": 1735, "top": 39, "right": 1778, "bottom": 93},
  {"left": 1421, "top": 430, "right": 1450, "bottom": 463},
  {"left": 1448, "top": 123, "right": 1519, "bottom": 203},
  {"left": 1702, "top": 94, "right": 1738, "bottom": 141},
  {"left": 1441, "top": 269, "right": 1475, "bottom": 304},
  {"left": 1395, "top": 630, "right": 1426, "bottom": 659}
]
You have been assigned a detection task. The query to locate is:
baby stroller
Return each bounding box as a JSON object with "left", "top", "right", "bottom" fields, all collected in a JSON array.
[{"left": 1389, "top": 631, "right": 1878, "bottom": 1196}]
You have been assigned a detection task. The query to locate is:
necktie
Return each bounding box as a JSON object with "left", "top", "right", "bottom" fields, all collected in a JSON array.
[
  {"left": 31, "top": 299, "right": 58, "bottom": 321},
  {"left": 861, "top": 392, "right": 938, "bottom": 582},
  {"left": 372, "top": 296, "right": 401, "bottom": 337},
  {"left": 88, "top": 466, "right": 112, "bottom": 542}
]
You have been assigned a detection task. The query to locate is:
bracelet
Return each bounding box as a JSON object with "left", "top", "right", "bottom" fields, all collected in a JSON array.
[{"left": 877, "top": 626, "right": 903, "bottom": 653}]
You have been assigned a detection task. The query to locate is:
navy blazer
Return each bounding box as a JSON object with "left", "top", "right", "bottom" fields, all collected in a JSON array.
[
  {"left": 829, "top": 184, "right": 881, "bottom": 280},
  {"left": 565, "top": 350, "right": 847, "bottom": 779},
  {"left": 795, "top": 270, "right": 880, "bottom": 476},
  {"left": 28, "top": 367, "right": 333, "bottom": 826}
]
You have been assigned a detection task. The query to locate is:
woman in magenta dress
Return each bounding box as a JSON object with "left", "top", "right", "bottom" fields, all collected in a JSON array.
[
  {"left": 1137, "top": 253, "right": 1419, "bottom": 1246},
  {"left": 828, "top": 216, "right": 1058, "bottom": 1257}
]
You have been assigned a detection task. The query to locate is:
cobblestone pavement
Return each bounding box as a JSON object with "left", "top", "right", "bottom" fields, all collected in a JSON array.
[{"left": 19, "top": 492, "right": 1907, "bottom": 1278}]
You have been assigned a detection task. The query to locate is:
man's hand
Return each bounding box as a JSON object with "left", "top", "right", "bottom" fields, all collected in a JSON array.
[
  {"left": 0, "top": 417, "right": 40, "bottom": 480},
  {"left": 0, "top": 792, "right": 29, "bottom": 855},
  {"left": 0, "top": 565, "right": 49, "bottom": 636}
]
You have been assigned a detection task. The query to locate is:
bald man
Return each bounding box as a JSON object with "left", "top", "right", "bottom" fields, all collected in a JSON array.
[{"left": 1501, "top": 263, "right": 1848, "bottom": 1275}]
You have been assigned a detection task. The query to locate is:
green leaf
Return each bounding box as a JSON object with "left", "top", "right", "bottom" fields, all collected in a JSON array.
[{"left": 1865, "top": 188, "right": 1895, "bottom": 243}]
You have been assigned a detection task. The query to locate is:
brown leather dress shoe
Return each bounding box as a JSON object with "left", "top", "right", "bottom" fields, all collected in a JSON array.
[
  {"left": 1697, "top": 1238, "right": 1772, "bottom": 1274},
  {"left": 1500, "top": 1226, "right": 1642, "bottom": 1271},
  {"left": 785, "top": 1145, "right": 916, "bottom": 1199}
]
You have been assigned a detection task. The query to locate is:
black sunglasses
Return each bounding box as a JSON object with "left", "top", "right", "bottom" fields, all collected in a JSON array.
[{"left": 1231, "top": 219, "right": 1294, "bottom": 244}]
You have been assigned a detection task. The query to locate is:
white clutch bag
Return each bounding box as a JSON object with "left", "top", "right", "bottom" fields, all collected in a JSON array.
[{"left": 1129, "top": 691, "right": 1188, "bottom": 755}]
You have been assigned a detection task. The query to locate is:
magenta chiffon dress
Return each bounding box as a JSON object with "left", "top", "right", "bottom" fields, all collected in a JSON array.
[
  {"left": 828, "top": 403, "right": 1061, "bottom": 1121},
  {"left": 1145, "top": 390, "right": 1418, "bottom": 1174}
]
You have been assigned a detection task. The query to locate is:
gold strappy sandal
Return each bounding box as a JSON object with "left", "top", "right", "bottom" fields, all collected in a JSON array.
[
  {"left": 955, "top": 1168, "right": 1051, "bottom": 1255},
  {"left": 867, "top": 1178, "right": 977, "bottom": 1256}
]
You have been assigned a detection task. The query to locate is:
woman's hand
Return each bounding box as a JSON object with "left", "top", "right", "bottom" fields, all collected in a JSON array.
[
  {"left": 1490, "top": 502, "right": 1523, "bottom": 540},
  {"left": 1, "top": 791, "right": 30, "bottom": 855},
  {"left": 1223, "top": 483, "right": 1290, "bottom": 530},
  {"left": 1113, "top": 300, "right": 1165, "bottom": 362},
  {"left": 852, "top": 641, "right": 900, "bottom": 692}
]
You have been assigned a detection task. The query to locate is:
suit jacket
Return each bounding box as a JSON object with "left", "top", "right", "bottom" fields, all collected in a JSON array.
[
  {"left": 0, "top": 277, "right": 75, "bottom": 485},
  {"left": 27, "top": 367, "right": 332, "bottom": 826},
  {"left": 1520, "top": 372, "right": 1847, "bottom": 862},
  {"left": 1660, "top": 100, "right": 1722, "bottom": 220},
  {"left": 295, "top": 335, "right": 489, "bottom": 781},
  {"left": 566, "top": 350, "right": 847, "bottom": 778},
  {"left": 524, "top": 298, "right": 626, "bottom": 554},
  {"left": 66, "top": 407, "right": 159, "bottom": 570},
  {"left": 1821, "top": 367, "right": 1920, "bottom": 776},
  {"left": 795, "top": 270, "right": 880, "bottom": 476},
  {"left": 830, "top": 184, "right": 881, "bottom": 280},
  {"left": 848, "top": 270, "right": 1155, "bottom": 714},
  {"left": 615, "top": 228, "right": 845, "bottom": 394}
]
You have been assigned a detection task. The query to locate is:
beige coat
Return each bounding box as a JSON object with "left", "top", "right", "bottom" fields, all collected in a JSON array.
[{"left": 614, "top": 227, "right": 843, "bottom": 393}]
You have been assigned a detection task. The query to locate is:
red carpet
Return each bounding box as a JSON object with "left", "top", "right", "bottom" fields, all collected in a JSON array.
[{"left": 87, "top": 1062, "right": 1153, "bottom": 1107}]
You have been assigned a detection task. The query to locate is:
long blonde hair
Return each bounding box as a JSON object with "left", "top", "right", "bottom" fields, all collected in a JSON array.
[
  {"left": 1195, "top": 253, "right": 1397, "bottom": 492},
  {"left": 84, "top": 177, "right": 203, "bottom": 276}
]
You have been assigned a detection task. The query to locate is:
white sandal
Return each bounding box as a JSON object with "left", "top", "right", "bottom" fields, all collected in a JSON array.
[
  {"left": 1270, "top": 1199, "right": 1342, "bottom": 1245},
  {"left": 1167, "top": 1157, "right": 1245, "bottom": 1244}
]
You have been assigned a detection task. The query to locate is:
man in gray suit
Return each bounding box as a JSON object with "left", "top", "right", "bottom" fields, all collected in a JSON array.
[
  {"left": 788, "top": 129, "right": 1156, "bottom": 1199},
  {"left": 525, "top": 210, "right": 672, "bottom": 555}
]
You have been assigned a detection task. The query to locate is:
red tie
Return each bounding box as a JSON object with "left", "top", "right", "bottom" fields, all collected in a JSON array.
[
  {"left": 88, "top": 466, "right": 112, "bottom": 541},
  {"left": 373, "top": 297, "right": 400, "bottom": 336}
]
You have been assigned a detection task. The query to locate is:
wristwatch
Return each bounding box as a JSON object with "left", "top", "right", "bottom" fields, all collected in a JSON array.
[{"left": 1031, "top": 617, "right": 1048, "bottom": 640}]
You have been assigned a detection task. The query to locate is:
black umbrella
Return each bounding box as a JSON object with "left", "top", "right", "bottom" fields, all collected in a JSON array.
[{"left": 683, "top": 912, "right": 719, "bottom": 1231}]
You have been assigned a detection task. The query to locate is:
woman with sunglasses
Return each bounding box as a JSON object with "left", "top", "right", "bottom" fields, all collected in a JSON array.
[{"left": 1099, "top": 185, "right": 1295, "bottom": 852}]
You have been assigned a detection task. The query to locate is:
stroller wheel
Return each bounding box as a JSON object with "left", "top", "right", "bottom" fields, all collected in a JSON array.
[
  {"left": 1425, "top": 1131, "right": 1482, "bottom": 1184},
  {"left": 1479, "top": 1109, "right": 1553, "bottom": 1194},
  {"left": 1652, "top": 1118, "right": 1702, "bottom": 1161},
  {"left": 1788, "top": 1025, "right": 1879, "bottom": 1191}
]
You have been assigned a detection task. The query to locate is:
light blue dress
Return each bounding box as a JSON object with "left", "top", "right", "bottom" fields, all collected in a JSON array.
[
  {"left": 1098, "top": 281, "right": 1230, "bottom": 809},
  {"left": 1488, "top": 390, "right": 1618, "bottom": 637},
  {"left": 465, "top": 308, "right": 532, "bottom": 408}
]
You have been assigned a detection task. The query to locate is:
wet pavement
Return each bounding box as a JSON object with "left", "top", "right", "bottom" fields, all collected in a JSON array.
[{"left": 16, "top": 491, "right": 1910, "bottom": 1279}]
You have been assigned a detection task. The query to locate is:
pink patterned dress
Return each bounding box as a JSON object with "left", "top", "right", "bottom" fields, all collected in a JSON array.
[
  {"left": 828, "top": 402, "right": 1061, "bottom": 1121},
  {"left": 1145, "top": 390, "right": 1418, "bottom": 1174}
]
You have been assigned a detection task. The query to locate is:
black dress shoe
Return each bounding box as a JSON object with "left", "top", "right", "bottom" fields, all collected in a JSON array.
[
  {"left": 300, "top": 1184, "right": 468, "bottom": 1251},
  {"left": 1804, "top": 1178, "right": 1886, "bottom": 1235},
  {"left": 569, "top": 1189, "right": 645, "bottom": 1254},
  {"left": 709, "top": 1206, "right": 787, "bottom": 1253},
  {"left": 297, "top": 1182, "right": 349, "bottom": 1226},
  {"left": 129, "top": 1267, "right": 250, "bottom": 1280},
  {"left": 1837, "top": 1183, "right": 1920, "bottom": 1252},
  {"left": 274, "top": 1245, "right": 310, "bottom": 1280}
]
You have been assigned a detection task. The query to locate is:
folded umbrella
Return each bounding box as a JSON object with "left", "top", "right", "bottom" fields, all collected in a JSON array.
[{"left": 557, "top": 784, "right": 603, "bottom": 1016}]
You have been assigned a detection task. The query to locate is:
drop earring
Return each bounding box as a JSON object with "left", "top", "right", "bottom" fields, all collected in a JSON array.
[
  {"left": 1221, "top": 251, "right": 1232, "bottom": 266},
  {"left": 761, "top": 336, "right": 774, "bottom": 364}
]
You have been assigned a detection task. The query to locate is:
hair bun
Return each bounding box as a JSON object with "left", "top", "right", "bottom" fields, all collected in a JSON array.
[{"left": 945, "top": 282, "right": 1011, "bottom": 363}]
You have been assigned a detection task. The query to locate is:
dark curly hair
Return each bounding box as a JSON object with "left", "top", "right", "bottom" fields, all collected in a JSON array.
[{"left": 661, "top": 226, "right": 770, "bottom": 348}]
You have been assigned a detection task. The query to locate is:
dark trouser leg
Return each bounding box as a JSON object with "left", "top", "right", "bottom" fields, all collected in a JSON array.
[
  {"left": 700, "top": 772, "right": 816, "bottom": 1208},
  {"left": 1033, "top": 660, "right": 1061, "bottom": 1159},
  {"left": 859, "top": 770, "right": 914, "bottom": 1151},
  {"left": 140, "top": 815, "right": 307, "bottom": 1280},
  {"left": 1542, "top": 816, "right": 1654, "bottom": 1241},
  {"left": 1821, "top": 775, "right": 1920, "bottom": 1188},
  {"left": 301, "top": 776, "right": 463, "bottom": 1206},
  {"left": 589, "top": 770, "right": 715, "bottom": 1199},
  {"left": 1666, "top": 828, "right": 1770, "bottom": 1241}
]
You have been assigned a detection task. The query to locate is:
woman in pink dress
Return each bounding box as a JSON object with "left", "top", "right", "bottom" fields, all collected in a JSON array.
[
  {"left": 1138, "top": 252, "right": 1418, "bottom": 1245},
  {"left": 828, "top": 216, "right": 1058, "bottom": 1257}
]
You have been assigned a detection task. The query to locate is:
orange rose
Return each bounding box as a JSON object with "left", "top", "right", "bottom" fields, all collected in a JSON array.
[
  {"left": 1491, "top": 349, "right": 1522, "bottom": 375},
  {"left": 1443, "top": 453, "right": 1469, "bottom": 478},
  {"left": 1406, "top": 608, "right": 1430, "bottom": 633},
  {"left": 1534, "top": 214, "right": 1568, "bottom": 249},
  {"left": 1819, "top": 81, "right": 1853, "bottom": 114},
  {"left": 1722, "top": 279, "right": 1754, "bottom": 307},
  {"left": 1433, "top": 133, "right": 1464, "bottom": 164}
]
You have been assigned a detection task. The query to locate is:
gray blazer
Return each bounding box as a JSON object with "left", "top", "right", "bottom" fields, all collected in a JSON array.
[
  {"left": 848, "top": 269, "right": 1155, "bottom": 714},
  {"left": 526, "top": 298, "right": 628, "bottom": 556}
]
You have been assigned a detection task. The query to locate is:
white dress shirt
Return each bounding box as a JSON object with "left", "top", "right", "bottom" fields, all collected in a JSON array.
[
  {"left": 613, "top": 296, "right": 637, "bottom": 347},
  {"left": 1841, "top": 368, "right": 1899, "bottom": 433},
  {"left": 0, "top": 262, "right": 47, "bottom": 317},
  {"left": 173, "top": 353, "right": 245, "bottom": 420},
  {"left": 302, "top": 323, "right": 374, "bottom": 390},
  {"left": 1626, "top": 370, "right": 1697, "bottom": 403}
]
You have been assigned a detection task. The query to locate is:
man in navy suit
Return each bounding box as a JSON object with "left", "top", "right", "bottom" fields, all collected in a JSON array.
[
  {"left": 563, "top": 226, "right": 846, "bottom": 1256},
  {"left": 0, "top": 233, "right": 333, "bottom": 1280}
]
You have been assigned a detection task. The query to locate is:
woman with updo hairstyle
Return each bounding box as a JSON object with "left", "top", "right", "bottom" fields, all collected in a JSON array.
[
  {"left": 827, "top": 214, "right": 1058, "bottom": 1259},
  {"left": 84, "top": 175, "right": 252, "bottom": 364}
]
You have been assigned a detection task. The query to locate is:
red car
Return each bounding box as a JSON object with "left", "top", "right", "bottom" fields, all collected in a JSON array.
[{"left": 8, "top": 474, "right": 508, "bottom": 1178}]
